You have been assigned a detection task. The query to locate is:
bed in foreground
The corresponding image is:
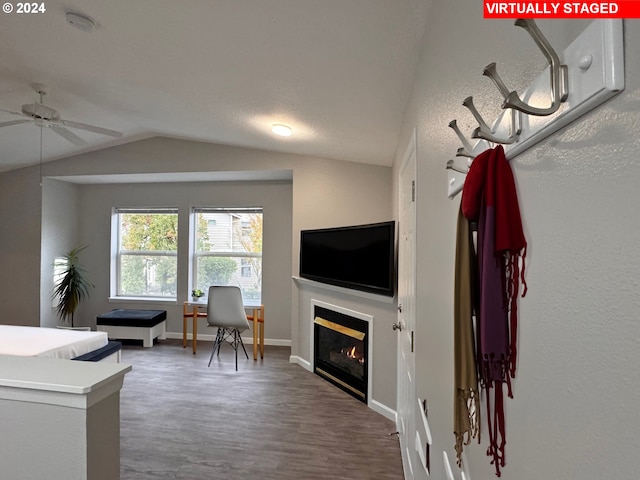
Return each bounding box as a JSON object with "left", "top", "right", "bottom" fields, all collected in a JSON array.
[{"left": 0, "top": 325, "right": 121, "bottom": 362}]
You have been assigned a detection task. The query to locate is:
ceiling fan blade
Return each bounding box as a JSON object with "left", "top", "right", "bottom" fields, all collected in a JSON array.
[
  {"left": 0, "top": 119, "right": 31, "bottom": 128},
  {"left": 0, "top": 108, "right": 25, "bottom": 117},
  {"left": 50, "top": 125, "right": 88, "bottom": 146},
  {"left": 60, "top": 119, "right": 123, "bottom": 138}
]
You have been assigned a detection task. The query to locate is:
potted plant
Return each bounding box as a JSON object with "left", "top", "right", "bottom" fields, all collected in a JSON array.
[
  {"left": 192, "top": 288, "right": 205, "bottom": 302},
  {"left": 52, "top": 245, "right": 95, "bottom": 328}
]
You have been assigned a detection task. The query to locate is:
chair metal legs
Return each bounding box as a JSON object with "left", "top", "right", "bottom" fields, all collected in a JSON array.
[
  {"left": 236, "top": 329, "right": 249, "bottom": 358},
  {"left": 208, "top": 327, "right": 249, "bottom": 371},
  {"left": 208, "top": 328, "right": 225, "bottom": 367}
]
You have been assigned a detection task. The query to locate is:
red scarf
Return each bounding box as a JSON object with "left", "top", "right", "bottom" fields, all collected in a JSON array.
[{"left": 461, "top": 145, "right": 527, "bottom": 477}]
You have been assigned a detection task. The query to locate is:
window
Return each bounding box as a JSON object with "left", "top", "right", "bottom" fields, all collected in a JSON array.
[
  {"left": 113, "top": 208, "right": 178, "bottom": 298},
  {"left": 241, "top": 259, "right": 252, "bottom": 277},
  {"left": 192, "top": 207, "right": 263, "bottom": 305}
]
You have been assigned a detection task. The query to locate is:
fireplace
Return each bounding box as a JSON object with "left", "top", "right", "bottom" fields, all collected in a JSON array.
[{"left": 313, "top": 305, "right": 369, "bottom": 403}]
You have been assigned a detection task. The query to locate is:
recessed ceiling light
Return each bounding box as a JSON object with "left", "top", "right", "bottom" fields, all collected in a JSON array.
[{"left": 272, "top": 124, "right": 293, "bottom": 137}]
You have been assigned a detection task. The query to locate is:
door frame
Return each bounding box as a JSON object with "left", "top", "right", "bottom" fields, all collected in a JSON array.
[{"left": 396, "top": 128, "right": 418, "bottom": 479}]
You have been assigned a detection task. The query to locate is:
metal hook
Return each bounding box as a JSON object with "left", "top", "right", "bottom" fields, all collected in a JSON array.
[
  {"left": 448, "top": 120, "right": 474, "bottom": 158},
  {"left": 483, "top": 62, "right": 511, "bottom": 99},
  {"left": 482, "top": 62, "right": 522, "bottom": 142},
  {"left": 502, "top": 19, "right": 568, "bottom": 116},
  {"left": 456, "top": 147, "right": 474, "bottom": 158},
  {"left": 462, "top": 96, "right": 516, "bottom": 145},
  {"left": 446, "top": 159, "right": 468, "bottom": 174},
  {"left": 447, "top": 159, "right": 468, "bottom": 199}
]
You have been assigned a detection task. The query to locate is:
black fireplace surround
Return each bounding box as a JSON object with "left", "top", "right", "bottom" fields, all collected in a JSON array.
[{"left": 313, "top": 306, "right": 369, "bottom": 403}]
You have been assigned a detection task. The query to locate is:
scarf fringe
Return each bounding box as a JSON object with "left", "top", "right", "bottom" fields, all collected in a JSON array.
[
  {"left": 454, "top": 388, "right": 481, "bottom": 467},
  {"left": 504, "top": 248, "right": 526, "bottom": 379},
  {"left": 481, "top": 356, "right": 509, "bottom": 477}
]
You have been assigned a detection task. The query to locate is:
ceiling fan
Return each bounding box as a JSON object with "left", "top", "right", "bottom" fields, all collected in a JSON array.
[{"left": 0, "top": 83, "right": 123, "bottom": 146}]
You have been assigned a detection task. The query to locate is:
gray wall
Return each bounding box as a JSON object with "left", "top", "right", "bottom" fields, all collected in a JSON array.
[
  {"left": 393, "top": 8, "right": 640, "bottom": 480},
  {"left": 0, "top": 168, "right": 41, "bottom": 326},
  {"left": 41, "top": 178, "right": 79, "bottom": 328},
  {"left": 73, "top": 179, "right": 293, "bottom": 341},
  {"left": 290, "top": 156, "right": 396, "bottom": 409}
]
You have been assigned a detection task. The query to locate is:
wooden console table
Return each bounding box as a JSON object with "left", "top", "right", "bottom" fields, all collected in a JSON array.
[
  {"left": 183, "top": 301, "right": 264, "bottom": 359},
  {"left": 182, "top": 301, "right": 207, "bottom": 354}
]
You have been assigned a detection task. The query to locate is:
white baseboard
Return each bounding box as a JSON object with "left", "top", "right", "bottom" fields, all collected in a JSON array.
[
  {"left": 288, "top": 355, "right": 396, "bottom": 422},
  {"left": 165, "top": 332, "right": 291, "bottom": 347},
  {"left": 370, "top": 399, "right": 396, "bottom": 422},
  {"left": 289, "top": 355, "right": 312, "bottom": 372}
]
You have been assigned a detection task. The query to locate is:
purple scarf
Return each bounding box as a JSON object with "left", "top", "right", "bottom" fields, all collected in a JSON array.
[{"left": 462, "top": 146, "right": 527, "bottom": 477}]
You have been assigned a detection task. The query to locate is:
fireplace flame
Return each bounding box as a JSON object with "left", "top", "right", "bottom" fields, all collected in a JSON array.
[{"left": 339, "top": 346, "right": 364, "bottom": 365}]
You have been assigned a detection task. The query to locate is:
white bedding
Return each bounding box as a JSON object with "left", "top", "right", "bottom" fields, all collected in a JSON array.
[{"left": 0, "top": 325, "right": 109, "bottom": 359}]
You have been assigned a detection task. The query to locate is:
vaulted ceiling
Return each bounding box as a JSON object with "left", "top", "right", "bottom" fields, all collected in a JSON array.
[{"left": 0, "top": 0, "right": 429, "bottom": 173}]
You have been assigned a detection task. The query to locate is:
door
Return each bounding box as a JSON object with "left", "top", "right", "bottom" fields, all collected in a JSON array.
[{"left": 396, "top": 130, "right": 417, "bottom": 479}]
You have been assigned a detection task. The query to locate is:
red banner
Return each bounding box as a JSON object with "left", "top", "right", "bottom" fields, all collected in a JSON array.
[{"left": 484, "top": 1, "right": 640, "bottom": 18}]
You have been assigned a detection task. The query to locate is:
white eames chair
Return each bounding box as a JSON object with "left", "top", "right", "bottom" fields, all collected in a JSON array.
[{"left": 206, "top": 286, "right": 251, "bottom": 371}]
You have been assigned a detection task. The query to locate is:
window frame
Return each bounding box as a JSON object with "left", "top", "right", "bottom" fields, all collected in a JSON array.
[
  {"left": 111, "top": 207, "right": 179, "bottom": 300},
  {"left": 191, "top": 207, "right": 263, "bottom": 305}
]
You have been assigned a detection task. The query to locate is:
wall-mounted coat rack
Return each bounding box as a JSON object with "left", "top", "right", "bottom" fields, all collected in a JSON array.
[{"left": 447, "top": 19, "right": 625, "bottom": 199}]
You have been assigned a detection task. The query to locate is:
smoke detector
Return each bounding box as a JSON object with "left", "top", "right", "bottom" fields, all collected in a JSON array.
[{"left": 65, "top": 11, "right": 96, "bottom": 33}]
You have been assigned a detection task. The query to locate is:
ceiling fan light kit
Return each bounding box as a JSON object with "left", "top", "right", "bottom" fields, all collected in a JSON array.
[{"left": 22, "top": 103, "right": 60, "bottom": 122}]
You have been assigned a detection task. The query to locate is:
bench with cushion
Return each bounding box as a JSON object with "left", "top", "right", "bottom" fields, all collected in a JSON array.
[{"left": 97, "top": 309, "right": 167, "bottom": 348}]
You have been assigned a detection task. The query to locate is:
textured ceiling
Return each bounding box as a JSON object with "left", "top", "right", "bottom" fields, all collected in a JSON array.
[{"left": 0, "top": 0, "right": 429, "bottom": 172}]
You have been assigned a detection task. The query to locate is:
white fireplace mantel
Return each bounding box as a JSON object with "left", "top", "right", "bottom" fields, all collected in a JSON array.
[
  {"left": 292, "top": 276, "right": 395, "bottom": 304},
  {"left": 293, "top": 275, "right": 398, "bottom": 422}
]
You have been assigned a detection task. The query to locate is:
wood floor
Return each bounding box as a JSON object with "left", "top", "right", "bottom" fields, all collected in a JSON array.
[{"left": 119, "top": 339, "right": 404, "bottom": 480}]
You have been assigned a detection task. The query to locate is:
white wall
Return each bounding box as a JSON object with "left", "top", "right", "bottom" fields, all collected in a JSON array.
[{"left": 393, "top": 8, "right": 640, "bottom": 480}]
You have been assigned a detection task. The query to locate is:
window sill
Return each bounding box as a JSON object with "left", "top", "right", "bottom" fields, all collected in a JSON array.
[{"left": 108, "top": 297, "right": 177, "bottom": 304}]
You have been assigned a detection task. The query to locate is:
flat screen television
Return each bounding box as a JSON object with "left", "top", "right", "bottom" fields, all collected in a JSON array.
[{"left": 299, "top": 221, "right": 395, "bottom": 297}]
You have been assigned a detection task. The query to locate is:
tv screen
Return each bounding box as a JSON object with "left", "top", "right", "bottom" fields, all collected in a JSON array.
[{"left": 299, "top": 221, "right": 395, "bottom": 297}]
